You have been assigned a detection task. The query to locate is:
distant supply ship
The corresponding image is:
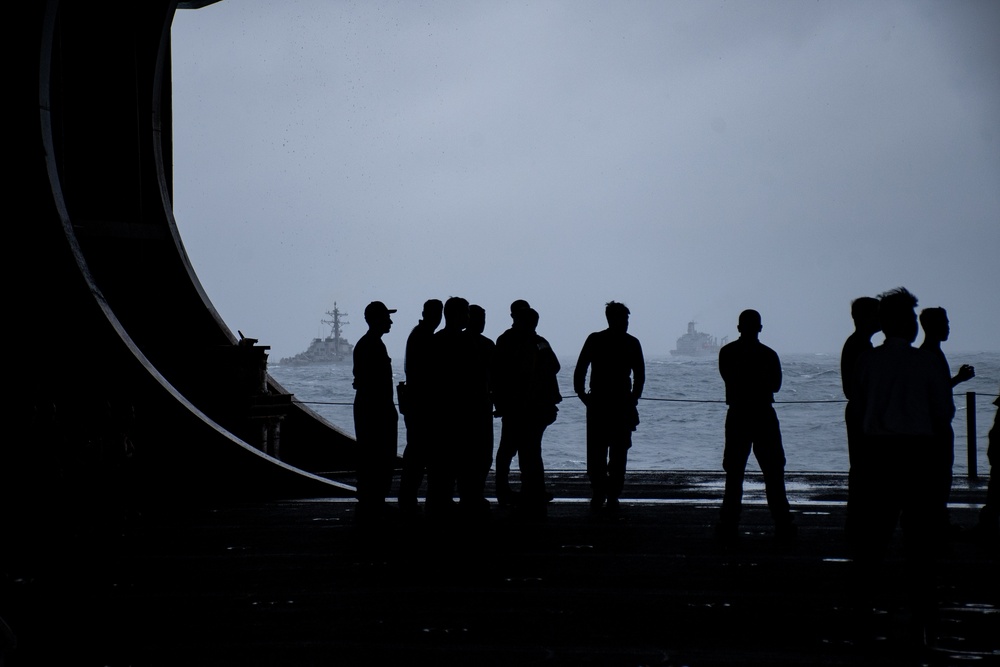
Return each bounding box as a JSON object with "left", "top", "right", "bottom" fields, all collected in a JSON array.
[
  {"left": 278, "top": 304, "right": 354, "bottom": 365},
  {"left": 670, "top": 321, "right": 725, "bottom": 357}
]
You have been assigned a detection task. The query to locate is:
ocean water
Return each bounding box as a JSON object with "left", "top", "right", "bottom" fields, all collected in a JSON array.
[{"left": 269, "top": 351, "right": 999, "bottom": 475}]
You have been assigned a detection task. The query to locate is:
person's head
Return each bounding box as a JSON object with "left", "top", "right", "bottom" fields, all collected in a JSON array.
[
  {"left": 520, "top": 307, "right": 539, "bottom": 333},
  {"left": 364, "top": 301, "right": 396, "bottom": 335},
  {"left": 468, "top": 304, "right": 486, "bottom": 335},
  {"left": 421, "top": 299, "right": 443, "bottom": 329},
  {"left": 605, "top": 301, "right": 630, "bottom": 332},
  {"left": 851, "top": 297, "right": 880, "bottom": 334},
  {"left": 737, "top": 309, "right": 762, "bottom": 339},
  {"left": 510, "top": 299, "right": 530, "bottom": 320},
  {"left": 443, "top": 296, "right": 470, "bottom": 330},
  {"left": 877, "top": 287, "right": 919, "bottom": 343},
  {"left": 919, "top": 307, "right": 949, "bottom": 343}
]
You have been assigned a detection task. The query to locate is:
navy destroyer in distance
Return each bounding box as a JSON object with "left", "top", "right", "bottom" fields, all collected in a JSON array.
[
  {"left": 278, "top": 304, "right": 354, "bottom": 365},
  {"left": 670, "top": 321, "right": 725, "bottom": 356}
]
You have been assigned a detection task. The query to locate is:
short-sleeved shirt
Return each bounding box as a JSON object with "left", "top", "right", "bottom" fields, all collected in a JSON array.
[
  {"left": 856, "top": 338, "right": 953, "bottom": 437},
  {"left": 353, "top": 331, "right": 394, "bottom": 408},
  {"left": 573, "top": 329, "right": 645, "bottom": 400},
  {"left": 719, "top": 337, "right": 782, "bottom": 406}
]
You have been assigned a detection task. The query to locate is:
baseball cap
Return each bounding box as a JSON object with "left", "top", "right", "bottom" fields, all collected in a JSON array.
[{"left": 364, "top": 301, "right": 397, "bottom": 321}]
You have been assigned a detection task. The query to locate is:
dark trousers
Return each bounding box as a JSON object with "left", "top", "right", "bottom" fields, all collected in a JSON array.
[
  {"left": 399, "top": 411, "right": 430, "bottom": 508},
  {"left": 495, "top": 418, "right": 517, "bottom": 496},
  {"left": 850, "top": 435, "right": 943, "bottom": 564},
  {"left": 981, "top": 414, "right": 998, "bottom": 528},
  {"left": 850, "top": 435, "right": 944, "bottom": 618},
  {"left": 720, "top": 405, "right": 791, "bottom": 527},
  {"left": 457, "top": 411, "right": 494, "bottom": 507},
  {"left": 930, "top": 426, "right": 955, "bottom": 531},
  {"left": 354, "top": 403, "right": 398, "bottom": 508},
  {"left": 426, "top": 410, "right": 494, "bottom": 514},
  {"left": 586, "top": 404, "right": 632, "bottom": 501},
  {"left": 499, "top": 412, "right": 548, "bottom": 503},
  {"left": 426, "top": 428, "right": 459, "bottom": 513},
  {"left": 845, "top": 401, "right": 864, "bottom": 543}
]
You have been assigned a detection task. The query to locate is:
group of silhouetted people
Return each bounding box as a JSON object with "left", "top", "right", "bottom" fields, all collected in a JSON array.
[
  {"left": 839, "top": 286, "right": 998, "bottom": 636},
  {"left": 352, "top": 298, "right": 646, "bottom": 522},
  {"left": 840, "top": 288, "right": 994, "bottom": 561},
  {"left": 352, "top": 291, "right": 998, "bottom": 556}
]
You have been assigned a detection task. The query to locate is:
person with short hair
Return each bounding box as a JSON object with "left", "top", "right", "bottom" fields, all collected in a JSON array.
[
  {"left": 716, "top": 309, "right": 795, "bottom": 540},
  {"left": 852, "top": 287, "right": 954, "bottom": 635},
  {"left": 573, "top": 301, "right": 645, "bottom": 510},
  {"left": 919, "top": 306, "right": 975, "bottom": 532},
  {"left": 398, "top": 299, "right": 442, "bottom": 514},
  {"left": 427, "top": 297, "right": 481, "bottom": 518},
  {"left": 462, "top": 304, "right": 497, "bottom": 508},
  {"left": 493, "top": 306, "right": 561, "bottom": 514},
  {"left": 841, "top": 296, "right": 880, "bottom": 545},
  {"left": 493, "top": 299, "right": 533, "bottom": 506}
]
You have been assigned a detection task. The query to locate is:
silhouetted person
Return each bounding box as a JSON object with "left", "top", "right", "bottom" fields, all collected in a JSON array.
[
  {"left": 716, "top": 309, "right": 795, "bottom": 540},
  {"left": 464, "top": 304, "right": 497, "bottom": 507},
  {"left": 919, "top": 308, "right": 975, "bottom": 389},
  {"left": 493, "top": 299, "right": 532, "bottom": 506},
  {"left": 352, "top": 301, "right": 398, "bottom": 522},
  {"left": 574, "top": 301, "right": 645, "bottom": 510},
  {"left": 493, "top": 307, "right": 561, "bottom": 514},
  {"left": 973, "top": 391, "right": 999, "bottom": 541},
  {"left": 398, "top": 299, "right": 443, "bottom": 514},
  {"left": 919, "top": 307, "right": 975, "bottom": 533},
  {"left": 426, "top": 297, "right": 487, "bottom": 519},
  {"left": 853, "top": 287, "right": 953, "bottom": 635},
  {"left": 841, "top": 296, "right": 880, "bottom": 545}
]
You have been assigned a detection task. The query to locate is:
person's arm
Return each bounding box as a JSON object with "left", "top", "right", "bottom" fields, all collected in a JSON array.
[
  {"left": 631, "top": 339, "right": 645, "bottom": 403},
  {"left": 770, "top": 348, "right": 783, "bottom": 394},
  {"left": 840, "top": 339, "right": 854, "bottom": 400},
  {"left": 929, "top": 357, "right": 956, "bottom": 432},
  {"left": 952, "top": 364, "right": 975, "bottom": 387},
  {"left": 718, "top": 344, "right": 729, "bottom": 385},
  {"left": 574, "top": 337, "right": 592, "bottom": 402}
]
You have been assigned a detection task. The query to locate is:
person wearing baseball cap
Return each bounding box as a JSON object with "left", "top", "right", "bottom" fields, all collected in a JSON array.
[{"left": 353, "top": 300, "right": 397, "bottom": 523}]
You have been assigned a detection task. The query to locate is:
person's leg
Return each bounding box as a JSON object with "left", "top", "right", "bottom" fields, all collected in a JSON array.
[
  {"left": 845, "top": 401, "right": 863, "bottom": 541},
  {"left": 354, "top": 405, "right": 396, "bottom": 522},
  {"left": 899, "top": 437, "right": 943, "bottom": 640},
  {"left": 586, "top": 405, "right": 609, "bottom": 507},
  {"left": 857, "top": 437, "right": 904, "bottom": 563},
  {"left": 398, "top": 413, "right": 426, "bottom": 510},
  {"left": 979, "top": 434, "right": 998, "bottom": 533},
  {"left": 426, "top": 425, "right": 459, "bottom": 518},
  {"left": 606, "top": 430, "right": 631, "bottom": 504},
  {"left": 929, "top": 427, "right": 955, "bottom": 535},
  {"left": 719, "top": 408, "right": 752, "bottom": 531},
  {"left": 753, "top": 407, "right": 792, "bottom": 531},
  {"left": 517, "top": 417, "right": 547, "bottom": 507},
  {"left": 494, "top": 417, "right": 518, "bottom": 504},
  {"left": 353, "top": 405, "right": 376, "bottom": 509},
  {"left": 458, "top": 413, "right": 492, "bottom": 513}
]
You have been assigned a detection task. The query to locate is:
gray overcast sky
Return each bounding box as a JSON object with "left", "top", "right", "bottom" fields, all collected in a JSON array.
[{"left": 170, "top": 0, "right": 999, "bottom": 361}]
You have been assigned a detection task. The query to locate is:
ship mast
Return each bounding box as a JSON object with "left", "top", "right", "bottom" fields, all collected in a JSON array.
[{"left": 321, "top": 303, "right": 349, "bottom": 344}]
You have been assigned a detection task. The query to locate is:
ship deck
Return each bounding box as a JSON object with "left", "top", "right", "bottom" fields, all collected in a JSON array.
[{"left": 2, "top": 471, "right": 996, "bottom": 666}]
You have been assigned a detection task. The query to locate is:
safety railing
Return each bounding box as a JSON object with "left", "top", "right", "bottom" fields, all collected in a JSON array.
[{"left": 290, "top": 391, "right": 997, "bottom": 480}]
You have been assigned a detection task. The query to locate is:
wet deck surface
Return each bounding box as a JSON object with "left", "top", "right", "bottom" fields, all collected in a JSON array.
[{"left": 3, "top": 472, "right": 997, "bottom": 666}]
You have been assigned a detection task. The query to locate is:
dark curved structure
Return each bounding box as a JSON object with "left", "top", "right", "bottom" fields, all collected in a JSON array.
[{"left": 7, "top": 0, "right": 357, "bottom": 538}]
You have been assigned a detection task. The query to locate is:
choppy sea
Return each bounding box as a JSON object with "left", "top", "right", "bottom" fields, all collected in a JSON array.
[{"left": 269, "top": 351, "right": 999, "bottom": 475}]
